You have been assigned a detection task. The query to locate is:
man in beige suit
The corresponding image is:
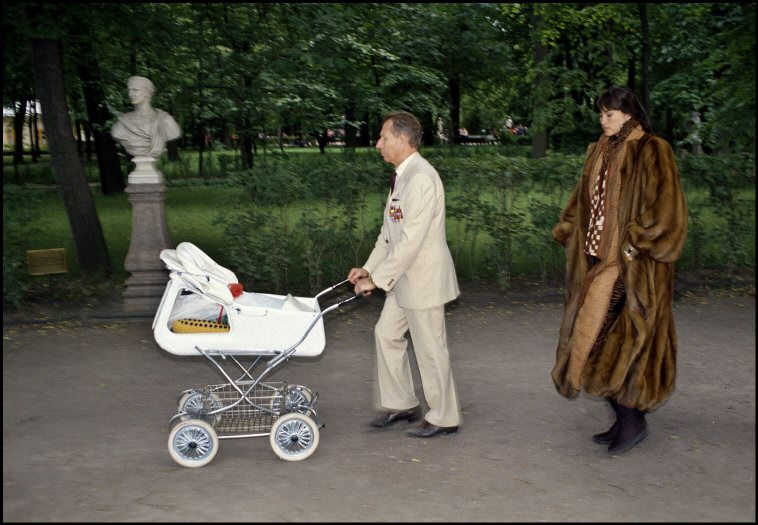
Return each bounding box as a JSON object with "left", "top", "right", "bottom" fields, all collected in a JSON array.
[{"left": 348, "top": 110, "right": 461, "bottom": 438}]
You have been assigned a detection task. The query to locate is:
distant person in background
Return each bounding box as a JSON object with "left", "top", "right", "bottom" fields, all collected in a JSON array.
[
  {"left": 111, "top": 76, "right": 181, "bottom": 158},
  {"left": 551, "top": 86, "right": 688, "bottom": 456}
]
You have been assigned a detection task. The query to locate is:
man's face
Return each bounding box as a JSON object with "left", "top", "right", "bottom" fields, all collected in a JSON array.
[{"left": 376, "top": 120, "right": 405, "bottom": 166}]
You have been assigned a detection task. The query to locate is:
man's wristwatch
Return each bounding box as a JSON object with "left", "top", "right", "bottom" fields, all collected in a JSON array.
[{"left": 366, "top": 273, "right": 376, "bottom": 286}]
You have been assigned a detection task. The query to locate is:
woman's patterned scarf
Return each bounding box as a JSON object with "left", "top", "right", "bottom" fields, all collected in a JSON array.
[{"left": 585, "top": 118, "right": 639, "bottom": 256}]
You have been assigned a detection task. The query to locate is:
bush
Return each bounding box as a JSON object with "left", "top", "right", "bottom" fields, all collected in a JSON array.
[
  {"left": 3, "top": 185, "right": 44, "bottom": 308},
  {"left": 3, "top": 148, "right": 754, "bottom": 305}
]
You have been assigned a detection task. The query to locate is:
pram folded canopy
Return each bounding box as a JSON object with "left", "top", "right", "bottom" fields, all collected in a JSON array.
[{"left": 160, "top": 242, "right": 239, "bottom": 306}]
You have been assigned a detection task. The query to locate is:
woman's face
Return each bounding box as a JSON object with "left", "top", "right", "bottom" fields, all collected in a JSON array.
[{"left": 599, "top": 107, "right": 632, "bottom": 136}]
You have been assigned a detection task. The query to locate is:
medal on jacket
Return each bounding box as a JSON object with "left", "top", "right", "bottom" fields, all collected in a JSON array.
[{"left": 389, "top": 204, "right": 403, "bottom": 222}]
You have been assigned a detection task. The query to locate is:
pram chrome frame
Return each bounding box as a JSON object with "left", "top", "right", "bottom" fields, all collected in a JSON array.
[{"left": 161, "top": 278, "right": 362, "bottom": 467}]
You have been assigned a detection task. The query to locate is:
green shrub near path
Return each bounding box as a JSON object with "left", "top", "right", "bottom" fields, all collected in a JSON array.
[{"left": 3, "top": 147, "right": 754, "bottom": 307}]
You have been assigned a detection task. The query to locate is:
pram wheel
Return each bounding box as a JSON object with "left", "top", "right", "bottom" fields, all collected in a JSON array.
[
  {"left": 168, "top": 419, "right": 219, "bottom": 468},
  {"left": 178, "top": 390, "right": 223, "bottom": 426},
  {"left": 271, "top": 385, "right": 313, "bottom": 415},
  {"left": 269, "top": 413, "right": 320, "bottom": 461}
]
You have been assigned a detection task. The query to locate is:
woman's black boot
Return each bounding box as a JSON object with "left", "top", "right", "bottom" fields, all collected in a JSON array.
[
  {"left": 592, "top": 398, "right": 620, "bottom": 445},
  {"left": 608, "top": 403, "right": 648, "bottom": 455}
]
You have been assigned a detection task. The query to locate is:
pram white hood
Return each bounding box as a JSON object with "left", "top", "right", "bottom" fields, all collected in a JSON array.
[{"left": 160, "top": 242, "right": 238, "bottom": 306}]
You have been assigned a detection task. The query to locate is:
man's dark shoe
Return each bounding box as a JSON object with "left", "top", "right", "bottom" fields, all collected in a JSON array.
[
  {"left": 608, "top": 405, "right": 648, "bottom": 455},
  {"left": 592, "top": 419, "right": 620, "bottom": 445},
  {"left": 370, "top": 406, "right": 422, "bottom": 429},
  {"left": 406, "top": 419, "right": 458, "bottom": 438}
]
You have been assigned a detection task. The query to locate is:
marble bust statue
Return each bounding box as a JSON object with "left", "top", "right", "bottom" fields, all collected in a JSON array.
[{"left": 111, "top": 76, "right": 181, "bottom": 158}]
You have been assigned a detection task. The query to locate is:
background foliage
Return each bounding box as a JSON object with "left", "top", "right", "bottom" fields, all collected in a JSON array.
[
  {"left": 4, "top": 147, "right": 754, "bottom": 306},
  {"left": 2, "top": 3, "right": 755, "bottom": 307},
  {"left": 4, "top": 3, "right": 755, "bottom": 155}
]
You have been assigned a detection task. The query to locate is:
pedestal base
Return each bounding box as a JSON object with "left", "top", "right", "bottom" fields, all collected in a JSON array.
[
  {"left": 128, "top": 156, "right": 164, "bottom": 185},
  {"left": 122, "top": 178, "right": 172, "bottom": 314},
  {"left": 122, "top": 270, "right": 170, "bottom": 312}
]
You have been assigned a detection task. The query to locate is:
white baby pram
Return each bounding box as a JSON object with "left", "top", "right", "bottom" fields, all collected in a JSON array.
[{"left": 153, "top": 242, "right": 361, "bottom": 467}]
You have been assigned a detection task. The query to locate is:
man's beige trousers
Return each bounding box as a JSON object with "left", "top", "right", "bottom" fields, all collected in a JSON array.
[{"left": 374, "top": 291, "right": 460, "bottom": 428}]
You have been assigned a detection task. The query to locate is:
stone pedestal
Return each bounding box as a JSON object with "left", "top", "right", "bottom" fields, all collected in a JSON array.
[
  {"left": 128, "top": 156, "right": 164, "bottom": 185},
  {"left": 122, "top": 159, "right": 172, "bottom": 313}
]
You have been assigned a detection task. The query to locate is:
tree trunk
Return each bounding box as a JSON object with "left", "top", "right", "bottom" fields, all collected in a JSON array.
[
  {"left": 626, "top": 51, "right": 637, "bottom": 93},
  {"left": 83, "top": 121, "right": 93, "bottom": 161},
  {"left": 75, "top": 119, "right": 84, "bottom": 158},
  {"left": 13, "top": 98, "right": 27, "bottom": 166},
  {"left": 420, "top": 111, "right": 435, "bottom": 147},
  {"left": 531, "top": 6, "right": 548, "bottom": 158},
  {"left": 638, "top": 3, "right": 651, "bottom": 128},
  {"left": 357, "top": 115, "right": 371, "bottom": 147},
  {"left": 75, "top": 37, "right": 125, "bottom": 195},
  {"left": 197, "top": 128, "right": 205, "bottom": 178},
  {"left": 448, "top": 74, "right": 461, "bottom": 143},
  {"left": 166, "top": 103, "right": 180, "bottom": 161},
  {"left": 167, "top": 140, "right": 179, "bottom": 161},
  {"left": 27, "top": 106, "right": 39, "bottom": 161},
  {"left": 664, "top": 106, "right": 675, "bottom": 145},
  {"left": 31, "top": 38, "right": 111, "bottom": 276},
  {"left": 317, "top": 129, "right": 328, "bottom": 154},
  {"left": 31, "top": 99, "right": 41, "bottom": 161},
  {"left": 605, "top": 20, "right": 614, "bottom": 85},
  {"left": 240, "top": 120, "right": 254, "bottom": 169},
  {"left": 344, "top": 105, "right": 358, "bottom": 148}
]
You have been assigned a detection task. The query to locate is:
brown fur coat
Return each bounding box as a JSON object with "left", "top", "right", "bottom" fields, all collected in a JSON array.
[{"left": 551, "top": 133, "right": 688, "bottom": 411}]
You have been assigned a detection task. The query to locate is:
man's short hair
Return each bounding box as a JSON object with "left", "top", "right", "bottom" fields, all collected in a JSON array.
[{"left": 383, "top": 110, "right": 422, "bottom": 148}]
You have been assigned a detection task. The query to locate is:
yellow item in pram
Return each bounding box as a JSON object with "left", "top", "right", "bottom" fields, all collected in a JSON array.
[{"left": 171, "top": 318, "right": 230, "bottom": 333}]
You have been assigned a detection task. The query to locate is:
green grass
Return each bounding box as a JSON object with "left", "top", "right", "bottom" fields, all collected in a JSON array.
[
  {"left": 16, "top": 182, "right": 752, "bottom": 284},
  {"left": 12, "top": 184, "right": 384, "bottom": 278}
]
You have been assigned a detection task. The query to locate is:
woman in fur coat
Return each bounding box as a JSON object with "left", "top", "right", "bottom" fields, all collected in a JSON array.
[{"left": 551, "top": 86, "right": 688, "bottom": 456}]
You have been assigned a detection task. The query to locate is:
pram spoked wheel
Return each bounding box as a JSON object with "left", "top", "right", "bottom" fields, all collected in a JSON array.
[
  {"left": 168, "top": 419, "right": 219, "bottom": 468},
  {"left": 269, "top": 412, "right": 320, "bottom": 461},
  {"left": 271, "top": 384, "right": 314, "bottom": 415},
  {"left": 177, "top": 390, "right": 223, "bottom": 425}
]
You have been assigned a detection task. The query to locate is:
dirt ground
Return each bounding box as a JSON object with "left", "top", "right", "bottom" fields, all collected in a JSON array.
[{"left": 2, "top": 285, "right": 755, "bottom": 522}]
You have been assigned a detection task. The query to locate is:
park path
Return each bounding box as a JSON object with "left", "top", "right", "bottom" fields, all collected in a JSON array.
[{"left": 2, "top": 288, "right": 755, "bottom": 522}]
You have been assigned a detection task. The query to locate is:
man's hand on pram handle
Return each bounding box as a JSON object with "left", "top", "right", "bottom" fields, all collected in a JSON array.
[{"left": 348, "top": 267, "right": 376, "bottom": 296}]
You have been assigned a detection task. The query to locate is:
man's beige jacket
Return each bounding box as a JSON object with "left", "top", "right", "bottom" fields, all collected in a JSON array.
[{"left": 364, "top": 152, "right": 459, "bottom": 309}]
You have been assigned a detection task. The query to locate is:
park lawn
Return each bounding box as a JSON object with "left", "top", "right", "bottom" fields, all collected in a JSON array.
[
  {"left": 8, "top": 170, "right": 754, "bottom": 285},
  {"left": 15, "top": 182, "right": 555, "bottom": 284},
  {"left": 17, "top": 182, "right": 501, "bottom": 280},
  {"left": 17, "top": 183, "right": 756, "bottom": 278},
  {"left": 15, "top": 185, "right": 241, "bottom": 279},
  {"left": 17, "top": 184, "right": 384, "bottom": 278}
]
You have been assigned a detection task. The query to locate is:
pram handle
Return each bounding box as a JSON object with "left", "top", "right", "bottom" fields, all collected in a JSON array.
[
  {"left": 314, "top": 278, "right": 364, "bottom": 309},
  {"left": 314, "top": 279, "right": 351, "bottom": 300}
]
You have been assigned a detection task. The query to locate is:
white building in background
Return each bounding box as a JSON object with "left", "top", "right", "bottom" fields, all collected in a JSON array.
[{"left": 3, "top": 102, "right": 47, "bottom": 151}]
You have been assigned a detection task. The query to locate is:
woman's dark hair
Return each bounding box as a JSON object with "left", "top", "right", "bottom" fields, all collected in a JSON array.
[{"left": 596, "top": 86, "right": 650, "bottom": 131}]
